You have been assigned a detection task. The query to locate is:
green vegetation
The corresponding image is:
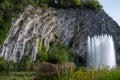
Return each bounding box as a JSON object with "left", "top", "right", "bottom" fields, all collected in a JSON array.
[
  {"left": 35, "top": 38, "right": 48, "bottom": 62},
  {"left": 14, "top": 56, "right": 33, "bottom": 71},
  {"left": 0, "top": 18, "right": 12, "bottom": 45},
  {"left": 0, "top": 0, "right": 102, "bottom": 46},
  {"left": 0, "top": 39, "right": 73, "bottom": 71},
  {"left": 36, "top": 38, "right": 72, "bottom": 64},
  {"left": 74, "top": 68, "right": 120, "bottom": 80},
  {"left": 1, "top": 68, "right": 120, "bottom": 80},
  {"left": 83, "top": 0, "right": 102, "bottom": 10},
  {"left": 0, "top": 71, "right": 35, "bottom": 80},
  {"left": 72, "top": 0, "right": 81, "bottom": 6},
  {"left": 35, "top": 37, "right": 82, "bottom": 66},
  {"left": 35, "top": 68, "right": 120, "bottom": 80},
  {"left": 0, "top": 1, "right": 119, "bottom": 80},
  {"left": 0, "top": 57, "right": 14, "bottom": 71},
  {"left": 47, "top": 42, "right": 70, "bottom": 64},
  {"left": 0, "top": 56, "right": 33, "bottom": 71}
]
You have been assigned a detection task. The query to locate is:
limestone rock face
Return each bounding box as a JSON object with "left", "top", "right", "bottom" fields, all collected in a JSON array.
[{"left": 0, "top": 5, "right": 120, "bottom": 62}]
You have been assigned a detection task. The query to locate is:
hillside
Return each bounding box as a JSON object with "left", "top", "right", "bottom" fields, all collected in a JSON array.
[{"left": 0, "top": 0, "right": 120, "bottom": 66}]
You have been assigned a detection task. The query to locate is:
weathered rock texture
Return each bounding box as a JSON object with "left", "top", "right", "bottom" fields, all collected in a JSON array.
[{"left": 0, "top": 5, "right": 120, "bottom": 62}]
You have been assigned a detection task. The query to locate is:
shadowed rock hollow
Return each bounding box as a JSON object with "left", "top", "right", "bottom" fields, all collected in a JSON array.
[{"left": 0, "top": 5, "right": 120, "bottom": 62}]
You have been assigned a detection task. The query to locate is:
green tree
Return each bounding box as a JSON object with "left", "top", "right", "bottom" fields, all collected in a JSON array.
[
  {"left": 73, "top": 0, "right": 81, "bottom": 6},
  {"left": 84, "top": 0, "right": 102, "bottom": 10}
]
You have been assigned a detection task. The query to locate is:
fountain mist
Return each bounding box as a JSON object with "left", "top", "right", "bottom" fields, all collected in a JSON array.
[{"left": 87, "top": 34, "right": 116, "bottom": 69}]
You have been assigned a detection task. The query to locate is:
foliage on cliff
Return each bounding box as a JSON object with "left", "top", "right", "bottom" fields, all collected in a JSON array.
[
  {"left": 0, "top": 0, "right": 102, "bottom": 46},
  {"left": 0, "top": 41, "right": 73, "bottom": 71}
]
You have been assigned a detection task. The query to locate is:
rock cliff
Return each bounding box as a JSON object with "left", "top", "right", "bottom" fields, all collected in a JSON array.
[{"left": 0, "top": 5, "right": 120, "bottom": 62}]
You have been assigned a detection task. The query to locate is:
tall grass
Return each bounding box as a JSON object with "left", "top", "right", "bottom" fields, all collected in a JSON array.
[
  {"left": 1, "top": 67, "right": 120, "bottom": 80},
  {"left": 51, "top": 68, "right": 120, "bottom": 80},
  {"left": 64, "top": 68, "right": 120, "bottom": 80}
]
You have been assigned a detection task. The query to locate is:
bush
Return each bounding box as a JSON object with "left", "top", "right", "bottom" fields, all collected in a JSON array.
[
  {"left": 14, "top": 56, "right": 33, "bottom": 71},
  {"left": 47, "top": 42, "right": 70, "bottom": 64},
  {"left": 84, "top": 0, "right": 102, "bottom": 10},
  {"left": 72, "top": 0, "right": 81, "bottom": 6},
  {"left": 0, "top": 39, "right": 73, "bottom": 71},
  {"left": 39, "top": 3, "right": 48, "bottom": 9},
  {"left": 0, "top": 56, "right": 33, "bottom": 71},
  {"left": 0, "top": 19, "right": 12, "bottom": 46},
  {"left": 60, "top": 3, "right": 68, "bottom": 9},
  {"left": 36, "top": 38, "right": 72, "bottom": 64},
  {"left": 0, "top": 57, "right": 14, "bottom": 71},
  {"left": 0, "top": 57, "right": 8, "bottom": 71},
  {"left": 36, "top": 51, "right": 48, "bottom": 62},
  {"left": 35, "top": 38, "right": 48, "bottom": 62}
]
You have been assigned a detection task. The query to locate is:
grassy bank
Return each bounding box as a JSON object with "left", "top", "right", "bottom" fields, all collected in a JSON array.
[
  {"left": 44, "top": 68, "right": 120, "bottom": 80},
  {"left": 0, "top": 71, "right": 35, "bottom": 80},
  {"left": 1, "top": 68, "right": 120, "bottom": 80}
]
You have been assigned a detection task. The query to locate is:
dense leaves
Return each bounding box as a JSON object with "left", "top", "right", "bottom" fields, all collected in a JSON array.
[
  {"left": 36, "top": 38, "right": 71, "bottom": 64},
  {"left": 35, "top": 38, "right": 48, "bottom": 62},
  {"left": 0, "top": 56, "right": 33, "bottom": 71},
  {"left": 83, "top": 0, "right": 102, "bottom": 10},
  {"left": 47, "top": 42, "right": 70, "bottom": 64}
]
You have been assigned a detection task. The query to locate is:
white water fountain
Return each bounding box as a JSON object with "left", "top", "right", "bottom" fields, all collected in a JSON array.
[{"left": 87, "top": 34, "right": 116, "bottom": 69}]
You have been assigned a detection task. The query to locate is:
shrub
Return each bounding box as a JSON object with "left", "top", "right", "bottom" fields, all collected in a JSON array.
[
  {"left": 0, "top": 57, "right": 8, "bottom": 71},
  {"left": 72, "top": 0, "right": 81, "bottom": 6},
  {"left": 36, "top": 51, "right": 48, "bottom": 62},
  {"left": 60, "top": 3, "right": 68, "bottom": 9},
  {"left": 35, "top": 38, "right": 48, "bottom": 62},
  {"left": 0, "top": 15, "right": 12, "bottom": 46},
  {"left": 84, "top": 0, "right": 102, "bottom": 10},
  {"left": 1, "top": 55, "right": 33, "bottom": 71},
  {"left": 0, "top": 57, "right": 14, "bottom": 71},
  {"left": 14, "top": 56, "right": 33, "bottom": 71},
  {"left": 39, "top": 3, "right": 48, "bottom": 9},
  {"left": 47, "top": 42, "right": 70, "bottom": 64}
]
